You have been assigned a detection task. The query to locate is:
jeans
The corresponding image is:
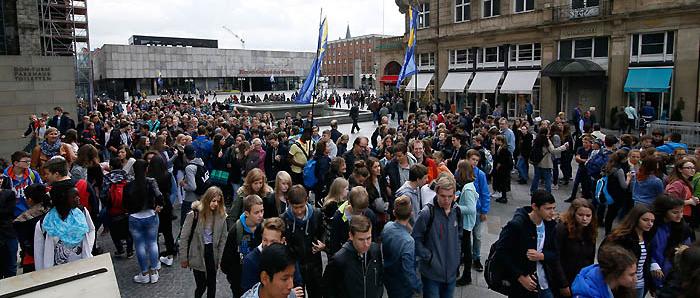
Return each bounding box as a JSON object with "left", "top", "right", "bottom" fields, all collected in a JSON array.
[
  {"left": 193, "top": 243, "right": 216, "bottom": 298},
  {"left": 530, "top": 167, "right": 553, "bottom": 194},
  {"left": 636, "top": 286, "right": 646, "bottom": 298},
  {"left": 0, "top": 237, "right": 18, "bottom": 278},
  {"left": 472, "top": 217, "right": 483, "bottom": 261},
  {"left": 129, "top": 214, "right": 160, "bottom": 273},
  {"left": 517, "top": 156, "right": 529, "bottom": 181},
  {"left": 570, "top": 168, "right": 593, "bottom": 199},
  {"left": 538, "top": 288, "right": 554, "bottom": 298},
  {"left": 109, "top": 215, "right": 133, "bottom": 254},
  {"left": 552, "top": 158, "right": 560, "bottom": 185},
  {"left": 422, "top": 276, "right": 456, "bottom": 298}
]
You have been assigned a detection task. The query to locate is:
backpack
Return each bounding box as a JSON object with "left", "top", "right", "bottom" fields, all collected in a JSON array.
[
  {"left": 303, "top": 159, "right": 318, "bottom": 188},
  {"left": 484, "top": 237, "right": 511, "bottom": 296},
  {"left": 483, "top": 149, "right": 494, "bottom": 174},
  {"left": 529, "top": 145, "right": 546, "bottom": 165},
  {"left": 190, "top": 162, "right": 210, "bottom": 196},
  {"left": 107, "top": 179, "right": 128, "bottom": 217},
  {"left": 586, "top": 149, "right": 611, "bottom": 177},
  {"left": 594, "top": 176, "right": 614, "bottom": 206},
  {"left": 423, "top": 203, "right": 462, "bottom": 245}
]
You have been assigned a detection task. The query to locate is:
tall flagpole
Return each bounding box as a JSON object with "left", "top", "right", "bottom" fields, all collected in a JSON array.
[
  {"left": 412, "top": 4, "right": 419, "bottom": 127},
  {"left": 310, "top": 8, "right": 323, "bottom": 127}
]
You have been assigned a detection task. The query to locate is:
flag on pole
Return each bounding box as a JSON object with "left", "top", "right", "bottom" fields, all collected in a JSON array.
[
  {"left": 296, "top": 17, "right": 329, "bottom": 104},
  {"left": 396, "top": 6, "right": 419, "bottom": 89}
]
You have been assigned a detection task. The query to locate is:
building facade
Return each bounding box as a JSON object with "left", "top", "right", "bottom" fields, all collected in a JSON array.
[
  {"left": 387, "top": 0, "right": 700, "bottom": 125},
  {"left": 322, "top": 31, "right": 389, "bottom": 90},
  {"left": 92, "top": 39, "right": 315, "bottom": 100}
]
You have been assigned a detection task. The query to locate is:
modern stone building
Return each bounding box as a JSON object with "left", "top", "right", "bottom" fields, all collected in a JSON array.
[
  {"left": 385, "top": 0, "right": 700, "bottom": 125},
  {"left": 321, "top": 26, "right": 390, "bottom": 90},
  {"left": 92, "top": 37, "right": 315, "bottom": 100},
  {"left": 0, "top": 0, "right": 77, "bottom": 157}
]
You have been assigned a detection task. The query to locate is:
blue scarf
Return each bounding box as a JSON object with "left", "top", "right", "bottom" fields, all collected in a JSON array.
[
  {"left": 42, "top": 208, "right": 89, "bottom": 247},
  {"left": 40, "top": 140, "right": 61, "bottom": 157}
]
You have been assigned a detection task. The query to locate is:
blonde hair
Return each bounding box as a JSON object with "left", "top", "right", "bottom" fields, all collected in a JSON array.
[
  {"left": 196, "top": 186, "right": 226, "bottom": 223},
  {"left": 434, "top": 173, "right": 456, "bottom": 193},
  {"left": 274, "top": 171, "right": 292, "bottom": 213},
  {"left": 324, "top": 177, "right": 349, "bottom": 207},
  {"left": 242, "top": 168, "right": 272, "bottom": 197}
]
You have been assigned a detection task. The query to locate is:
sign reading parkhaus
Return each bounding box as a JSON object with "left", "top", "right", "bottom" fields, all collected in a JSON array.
[{"left": 14, "top": 66, "right": 52, "bottom": 81}]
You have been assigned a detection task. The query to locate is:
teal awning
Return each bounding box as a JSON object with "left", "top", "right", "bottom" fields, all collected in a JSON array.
[{"left": 624, "top": 68, "right": 673, "bottom": 93}]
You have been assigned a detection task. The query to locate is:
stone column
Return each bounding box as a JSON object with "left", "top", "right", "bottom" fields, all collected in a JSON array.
[
  {"left": 353, "top": 59, "right": 362, "bottom": 90},
  {"left": 606, "top": 33, "right": 629, "bottom": 127},
  {"left": 17, "top": 0, "right": 42, "bottom": 55},
  {"left": 673, "top": 27, "right": 700, "bottom": 122}
]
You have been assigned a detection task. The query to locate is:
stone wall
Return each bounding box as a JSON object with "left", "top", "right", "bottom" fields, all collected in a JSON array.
[
  {"left": 0, "top": 56, "right": 75, "bottom": 158},
  {"left": 16, "top": 0, "right": 41, "bottom": 55}
]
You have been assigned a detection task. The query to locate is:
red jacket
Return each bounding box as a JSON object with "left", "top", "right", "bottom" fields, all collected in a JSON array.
[{"left": 665, "top": 180, "right": 692, "bottom": 216}]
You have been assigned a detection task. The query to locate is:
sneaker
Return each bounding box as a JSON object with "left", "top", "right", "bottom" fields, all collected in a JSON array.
[
  {"left": 473, "top": 260, "right": 484, "bottom": 272},
  {"left": 457, "top": 276, "right": 472, "bottom": 286},
  {"left": 113, "top": 250, "right": 125, "bottom": 258},
  {"left": 160, "top": 256, "right": 174, "bottom": 266},
  {"left": 126, "top": 251, "right": 134, "bottom": 259},
  {"left": 496, "top": 197, "right": 508, "bottom": 204},
  {"left": 133, "top": 273, "right": 150, "bottom": 284},
  {"left": 150, "top": 271, "right": 159, "bottom": 283},
  {"left": 552, "top": 184, "right": 559, "bottom": 190}
]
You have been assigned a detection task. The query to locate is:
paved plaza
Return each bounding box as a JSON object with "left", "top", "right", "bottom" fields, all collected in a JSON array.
[{"left": 100, "top": 118, "right": 582, "bottom": 298}]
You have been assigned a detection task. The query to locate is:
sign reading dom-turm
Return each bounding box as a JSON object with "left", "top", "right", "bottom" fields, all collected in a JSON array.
[{"left": 14, "top": 66, "right": 52, "bottom": 81}]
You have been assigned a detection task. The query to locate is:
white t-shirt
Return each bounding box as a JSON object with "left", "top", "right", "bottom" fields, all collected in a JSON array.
[{"left": 536, "top": 222, "right": 549, "bottom": 290}]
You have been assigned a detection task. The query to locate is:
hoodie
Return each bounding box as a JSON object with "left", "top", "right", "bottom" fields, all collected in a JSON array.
[
  {"left": 183, "top": 158, "right": 204, "bottom": 202},
  {"left": 220, "top": 212, "right": 262, "bottom": 296},
  {"left": 571, "top": 264, "right": 612, "bottom": 298},
  {"left": 395, "top": 181, "right": 422, "bottom": 225},
  {"left": 282, "top": 203, "right": 324, "bottom": 264}
]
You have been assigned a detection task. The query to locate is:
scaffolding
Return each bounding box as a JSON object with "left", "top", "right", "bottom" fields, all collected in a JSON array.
[{"left": 39, "top": 0, "right": 92, "bottom": 104}]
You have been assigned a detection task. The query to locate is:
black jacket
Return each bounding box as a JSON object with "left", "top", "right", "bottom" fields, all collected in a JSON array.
[
  {"left": 322, "top": 241, "right": 383, "bottom": 298},
  {"left": 496, "top": 207, "right": 567, "bottom": 297},
  {"left": 281, "top": 204, "right": 324, "bottom": 265},
  {"left": 384, "top": 159, "right": 402, "bottom": 197},
  {"left": 447, "top": 145, "right": 468, "bottom": 173},
  {"left": 328, "top": 206, "right": 379, "bottom": 256},
  {"left": 555, "top": 221, "right": 595, "bottom": 285}
]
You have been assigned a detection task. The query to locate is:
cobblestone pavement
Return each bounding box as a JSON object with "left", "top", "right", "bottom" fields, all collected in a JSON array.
[{"left": 105, "top": 119, "right": 578, "bottom": 298}]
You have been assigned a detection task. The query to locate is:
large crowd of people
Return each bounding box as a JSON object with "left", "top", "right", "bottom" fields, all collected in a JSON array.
[{"left": 0, "top": 89, "right": 699, "bottom": 298}]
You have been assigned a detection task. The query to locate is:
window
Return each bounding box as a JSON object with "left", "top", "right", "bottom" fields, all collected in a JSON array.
[
  {"left": 630, "top": 31, "right": 674, "bottom": 62},
  {"left": 449, "top": 49, "right": 474, "bottom": 68},
  {"left": 514, "top": 0, "right": 534, "bottom": 13},
  {"left": 455, "top": 0, "right": 470, "bottom": 22},
  {"left": 418, "top": 3, "right": 431, "bottom": 28},
  {"left": 485, "top": 47, "right": 498, "bottom": 62},
  {"left": 483, "top": 0, "right": 500, "bottom": 17},
  {"left": 558, "top": 37, "right": 608, "bottom": 60},
  {"left": 572, "top": 0, "right": 599, "bottom": 9},
  {"left": 510, "top": 43, "right": 541, "bottom": 64},
  {"left": 418, "top": 52, "right": 436, "bottom": 67}
]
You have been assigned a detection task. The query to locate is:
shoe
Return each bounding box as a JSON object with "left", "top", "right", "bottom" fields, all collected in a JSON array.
[
  {"left": 133, "top": 273, "right": 150, "bottom": 284},
  {"left": 160, "top": 256, "right": 174, "bottom": 266},
  {"left": 150, "top": 271, "right": 159, "bottom": 283},
  {"left": 496, "top": 197, "right": 508, "bottom": 204},
  {"left": 552, "top": 184, "right": 559, "bottom": 190},
  {"left": 562, "top": 181, "right": 569, "bottom": 186},
  {"left": 114, "top": 250, "right": 125, "bottom": 258},
  {"left": 518, "top": 179, "right": 528, "bottom": 185},
  {"left": 564, "top": 197, "right": 575, "bottom": 203},
  {"left": 473, "top": 260, "right": 484, "bottom": 272},
  {"left": 127, "top": 251, "right": 134, "bottom": 259},
  {"left": 456, "top": 276, "right": 472, "bottom": 286}
]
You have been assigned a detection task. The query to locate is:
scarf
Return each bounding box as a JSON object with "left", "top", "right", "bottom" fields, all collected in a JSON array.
[
  {"left": 42, "top": 208, "right": 89, "bottom": 247},
  {"left": 40, "top": 140, "right": 62, "bottom": 157}
]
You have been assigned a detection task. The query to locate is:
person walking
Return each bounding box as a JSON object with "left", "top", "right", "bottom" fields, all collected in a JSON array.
[
  {"left": 179, "top": 187, "right": 228, "bottom": 298},
  {"left": 350, "top": 102, "right": 360, "bottom": 134},
  {"left": 529, "top": 127, "right": 569, "bottom": 194}
]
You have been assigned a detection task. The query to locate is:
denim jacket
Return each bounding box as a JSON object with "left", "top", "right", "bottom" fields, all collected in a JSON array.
[{"left": 382, "top": 221, "right": 422, "bottom": 297}]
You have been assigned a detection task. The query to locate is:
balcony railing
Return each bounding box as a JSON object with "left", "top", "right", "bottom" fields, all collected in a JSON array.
[{"left": 551, "top": 0, "right": 611, "bottom": 23}]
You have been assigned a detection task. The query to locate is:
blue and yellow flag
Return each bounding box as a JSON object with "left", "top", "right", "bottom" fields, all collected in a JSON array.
[
  {"left": 396, "top": 6, "right": 419, "bottom": 89},
  {"left": 296, "top": 17, "right": 329, "bottom": 104}
]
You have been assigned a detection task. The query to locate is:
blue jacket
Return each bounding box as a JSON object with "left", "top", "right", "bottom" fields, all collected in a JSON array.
[
  {"left": 412, "top": 198, "right": 462, "bottom": 283},
  {"left": 381, "top": 221, "right": 421, "bottom": 297},
  {"left": 240, "top": 246, "right": 303, "bottom": 293},
  {"left": 571, "top": 265, "right": 612, "bottom": 298},
  {"left": 632, "top": 176, "right": 664, "bottom": 206},
  {"left": 655, "top": 142, "right": 688, "bottom": 154},
  {"left": 473, "top": 167, "right": 491, "bottom": 214},
  {"left": 650, "top": 222, "right": 691, "bottom": 287}
]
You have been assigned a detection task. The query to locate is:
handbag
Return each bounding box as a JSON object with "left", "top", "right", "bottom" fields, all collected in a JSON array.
[{"left": 209, "top": 169, "right": 230, "bottom": 185}]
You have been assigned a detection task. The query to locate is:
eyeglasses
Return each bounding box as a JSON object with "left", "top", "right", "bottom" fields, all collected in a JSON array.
[
  {"left": 17, "top": 160, "right": 31, "bottom": 164},
  {"left": 682, "top": 166, "right": 696, "bottom": 170}
]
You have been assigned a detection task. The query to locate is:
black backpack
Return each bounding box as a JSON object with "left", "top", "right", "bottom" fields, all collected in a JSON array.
[
  {"left": 484, "top": 236, "right": 511, "bottom": 296},
  {"left": 190, "top": 162, "right": 210, "bottom": 195},
  {"left": 529, "top": 145, "right": 546, "bottom": 165}
]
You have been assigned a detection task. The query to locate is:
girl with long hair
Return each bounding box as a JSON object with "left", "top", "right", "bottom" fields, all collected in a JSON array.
[
  {"left": 529, "top": 127, "right": 569, "bottom": 194},
  {"left": 665, "top": 158, "right": 699, "bottom": 225},
  {"left": 556, "top": 198, "right": 597, "bottom": 285},
  {"left": 264, "top": 171, "right": 292, "bottom": 218},
  {"left": 311, "top": 139, "right": 331, "bottom": 202},
  {"left": 549, "top": 124, "right": 563, "bottom": 189},
  {"left": 231, "top": 168, "right": 272, "bottom": 222},
  {"left": 602, "top": 149, "right": 633, "bottom": 235},
  {"left": 125, "top": 159, "right": 164, "bottom": 284},
  {"left": 572, "top": 245, "right": 638, "bottom": 298},
  {"left": 604, "top": 204, "right": 656, "bottom": 297},
  {"left": 455, "top": 161, "right": 478, "bottom": 286},
  {"left": 365, "top": 157, "right": 390, "bottom": 227},
  {"left": 145, "top": 154, "right": 176, "bottom": 267},
  {"left": 179, "top": 186, "right": 228, "bottom": 298},
  {"left": 650, "top": 195, "right": 692, "bottom": 288},
  {"left": 13, "top": 183, "right": 51, "bottom": 273},
  {"left": 209, "top": 134, "right": 233, "bottom": 202},
  {"left": 633, "top": 155, "right": 665, "bottom": 206},
  {"left": 349, "top": 160, "right": 370, "bottom": 188},
  {"left": 322, "top": 177, "right": 349, "bottom": 244},
  {"left": 656, "top": 244, "right": 700, "bottom": 298},
  {"left": 118, "top": 145, "right": 136, "bottom": 179}
]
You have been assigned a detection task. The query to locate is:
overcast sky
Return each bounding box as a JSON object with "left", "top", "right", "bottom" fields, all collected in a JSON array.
[{"left": 89, "top": 0, "right": 405, "bottom": 51}]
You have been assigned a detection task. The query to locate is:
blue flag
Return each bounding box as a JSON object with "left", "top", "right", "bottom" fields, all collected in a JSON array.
[
  {"left": 396, "top": 6, "right": 419, "bottom": 89},
  {"left": 296, "top": 17, "right": 329, "bottom": 104}
]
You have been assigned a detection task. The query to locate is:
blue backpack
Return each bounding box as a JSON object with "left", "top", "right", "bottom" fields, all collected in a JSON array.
[
  {"left": 303, "top": 159, "right": 318, "bottom": 188},
  {"left": 586, "top": 149, "right": 611, "bottom": 177},
  {"left": 595, "top": 176, "right": 614, "bottom": 206}
]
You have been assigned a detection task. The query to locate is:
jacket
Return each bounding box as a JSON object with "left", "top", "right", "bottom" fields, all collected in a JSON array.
[
  {"left": 665, "top": 180, "right": 693, "bottom": 217},
  {"left": 457, "top": 182, "right": 478, "bottom": 231},
  {"left": 178, "top": 201, "right": 228, "bottom": 272},
  {"left": 2, "top": 166, "right": 43, "bottom": 217},
  {"left": 241, "top": 282, "right": 296, "bottom": 298},
  {"left": 381, "top": 221, "right": 421, "bottom": 297},
  {"left": 328, "top": 201, "right": 378, "bottom": 256},
  {"left": 632, "top": 176, "right": 665, "bottom": 206},
  {"left": 555, "top": 221, "right": 595, "bottom": 284},
  {"left": 12, "top": 204, "right": 49, "bottom": 267},
  {"left": 495, "top": 206, "right": 567, "bottom": 296},
  {"left": 412, "top": 197, "right": 461, "bottom": 284},
  {"left": 282, "top": 203, "right": 324, "bottom": 264},
  {"left": 322, "top": 241, "right": 383, "bottom": 298},
  {"left": 571, "top": 265, "right": 612, "bottom": 298},
  {"left": 650, "top": 222, "right": 691, "bottom": 287},
  {"left": 602, "top": 232, "right": 654, "bottom": 292},
  {"left": 33, "top": 206, "right": 95, "bottom": 270},
  {"left": 183, "top": 158, "right": 204, "bottom": 202},
  {"left": 655, "top": 142, "right": 688, "bottom": 155},
  {"left": 473, "top": 167, "right": 491, "bottom": 214},
  {"left": 395, "top": 181, "right": 422, "bottom": 225},
  {"left": 240, "top": 246, "right": 304, "bottom": 293},
  {"left": 535, "top": 140, "right": 567, "bottom": 169},
  {"left": 220, "top": 214, "right": 262, "bottom": 277}
]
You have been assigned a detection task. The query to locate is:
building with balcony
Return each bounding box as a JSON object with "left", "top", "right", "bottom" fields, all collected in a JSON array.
[
  {"left": 321, "top": 26, "right": 390, "bottom": 90},
  {"left": 387, "top": 0, "right": 700, "bottom": 125}
]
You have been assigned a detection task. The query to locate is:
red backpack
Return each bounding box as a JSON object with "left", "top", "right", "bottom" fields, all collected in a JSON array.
[{"left": 107, "top": 180, "right": 128, "bottom": 217}]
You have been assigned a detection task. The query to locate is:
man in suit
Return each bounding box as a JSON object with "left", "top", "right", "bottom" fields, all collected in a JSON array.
[
  {"left": 447, "top": 134, "right": 468, "bottom": 173},
  {"left": 48, "top": 107, "right": 75, "bottom": 134}
]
